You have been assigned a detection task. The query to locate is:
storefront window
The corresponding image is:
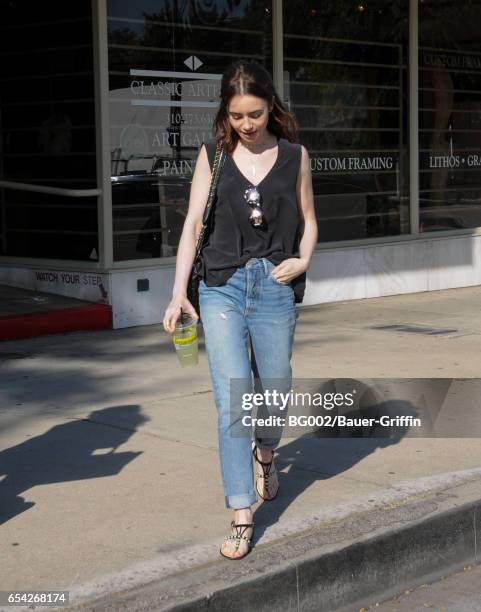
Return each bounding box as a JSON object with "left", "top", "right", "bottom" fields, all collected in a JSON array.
[
  {"left": 107, "top": 0, "right": 273, "bottom": 261},
  {"left": 284, "top": 1, "right": 409, "bottom": 242},
  {"left": 419, "top": 1, "right": 481, "bottom": 232},
  {"left": 0, "top": 1, "right": 98, "bottom": 261}
]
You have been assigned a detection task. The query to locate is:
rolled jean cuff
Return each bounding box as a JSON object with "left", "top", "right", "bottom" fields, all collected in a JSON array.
[{"left": 225, "top": 492, "right": 257, "bottom": 509}]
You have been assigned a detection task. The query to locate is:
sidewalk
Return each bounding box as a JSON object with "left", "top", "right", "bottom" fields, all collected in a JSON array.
[{"left": 1, "top": 285, "right": 481, "bottom": 610}]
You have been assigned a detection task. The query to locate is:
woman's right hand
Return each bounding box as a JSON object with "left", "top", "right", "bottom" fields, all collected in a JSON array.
[{"left": 162, "top": 295, "right": 199, "bottom": 334}]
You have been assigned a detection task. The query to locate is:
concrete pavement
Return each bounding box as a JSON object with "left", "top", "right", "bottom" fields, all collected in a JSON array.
[{"left": 1, "top": 285, "right": 481, "bottom": 610}]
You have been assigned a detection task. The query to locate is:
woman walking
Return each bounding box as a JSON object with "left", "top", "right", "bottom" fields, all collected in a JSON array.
[{"left": 163, "top": 60, "right": 317, "bottom": 559}]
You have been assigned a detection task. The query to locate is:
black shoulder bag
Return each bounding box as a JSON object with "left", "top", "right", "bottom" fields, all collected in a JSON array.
[{"left": 187, "top": 140, "right": 226, "bottom": 318}]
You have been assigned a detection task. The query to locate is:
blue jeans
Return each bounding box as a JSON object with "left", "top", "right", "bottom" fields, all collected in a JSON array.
[{"left": 199, "top": 257, "right": 299, "bottom": 509}]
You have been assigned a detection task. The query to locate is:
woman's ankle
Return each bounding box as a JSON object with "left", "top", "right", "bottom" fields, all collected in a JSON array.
[
  {"left": 234, "top": 506, "right": 253, "bottom": 523},
  {"left": 256, "top": 446, "right": 274, "bottom": 463}
]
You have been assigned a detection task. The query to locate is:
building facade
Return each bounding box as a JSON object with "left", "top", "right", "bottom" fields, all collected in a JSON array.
[{"left": 1, "top": 0, "right": 481, "bottom": 328}]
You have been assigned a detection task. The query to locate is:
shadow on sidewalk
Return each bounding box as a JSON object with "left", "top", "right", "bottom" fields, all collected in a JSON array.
[
  {"left": 252, "top": 382, "right": 419, "bottom": 543},
  {"left": 0, "top": 405, "right": 148, "bottom": 526}
]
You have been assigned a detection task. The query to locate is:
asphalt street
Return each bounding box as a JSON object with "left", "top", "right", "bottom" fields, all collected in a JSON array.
[{"left": 371, "top": 563, "right": 481, "bottom": 611}]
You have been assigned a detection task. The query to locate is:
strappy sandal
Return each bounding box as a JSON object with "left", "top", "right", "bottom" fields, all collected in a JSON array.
[
  {"left": 253, "top": 444, "right": 279, "bottom": 501},
  {"left": 219, "top": 520, "right": 255, "bottom": 559}
]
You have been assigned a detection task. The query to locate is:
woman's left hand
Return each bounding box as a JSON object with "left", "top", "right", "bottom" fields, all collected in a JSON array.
[{"left": 271, "top": 257, "right": 308, "bottom": 284}]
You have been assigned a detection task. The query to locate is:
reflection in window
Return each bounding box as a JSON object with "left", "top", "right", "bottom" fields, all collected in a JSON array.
[
  {"left": 284, "top": 1, "right": 409, "bottom": 242},
  {"left": 419, "top": 1, "right": 481, "bottom": 232},
  {"left": 107, "top": 0, "right": 273, "bottom": 261}
]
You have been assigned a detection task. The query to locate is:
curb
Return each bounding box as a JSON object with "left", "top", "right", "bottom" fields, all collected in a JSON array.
[{"left": 65, "top": 478, "right": 481, "bottom": 612}]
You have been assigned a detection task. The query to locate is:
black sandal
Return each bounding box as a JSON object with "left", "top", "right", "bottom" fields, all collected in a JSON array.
[
  {"left": 220, "top": 521, "right": 255, "bottom": 559},
  {"left": 253, "top": 444, "right": 279, "bottom": 501}
]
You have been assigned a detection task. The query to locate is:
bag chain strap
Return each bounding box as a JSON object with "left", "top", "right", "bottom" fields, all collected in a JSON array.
[{"left": 193, "top": 142, "right": 225, "bottom": 259}]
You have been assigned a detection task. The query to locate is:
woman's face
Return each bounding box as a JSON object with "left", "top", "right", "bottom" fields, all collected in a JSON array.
[{"left": 227, "top": 94, "right": 273, "bottom": 145}]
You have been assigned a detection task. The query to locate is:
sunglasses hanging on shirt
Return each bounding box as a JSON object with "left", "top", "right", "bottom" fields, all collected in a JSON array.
[{"left": 243, "top": 185, "right": 264, "bottom": 227}]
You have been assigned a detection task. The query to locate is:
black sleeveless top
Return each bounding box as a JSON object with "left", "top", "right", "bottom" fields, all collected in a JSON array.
[{"left": 199, "top": 136, "right": 306, "bottom": 303}]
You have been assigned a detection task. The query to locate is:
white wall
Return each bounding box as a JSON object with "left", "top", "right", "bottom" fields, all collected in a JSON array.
[
  {"left": 110, "top": 234, "right": 481, "bottom": 328},
  {"left": 0, "top": 266, "right": 111, "bottom": 304},
  {"left": 2, "top": 234, "right": 481, "bottom": 329},
  {"left": 110, "top": 266, "right": 175, "bottom": 328},
  {"left": 302, "top": 234, "right": 481, "bottom": 305}
]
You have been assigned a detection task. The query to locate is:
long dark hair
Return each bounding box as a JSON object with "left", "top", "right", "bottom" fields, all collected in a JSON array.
[{"left": 213, "top": 60, "right": 299, "bottom": 155}]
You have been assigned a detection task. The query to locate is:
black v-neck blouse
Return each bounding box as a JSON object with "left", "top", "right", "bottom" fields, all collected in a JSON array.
[{"left": 199, "top": 136, "right": 306, "bottom": 304}]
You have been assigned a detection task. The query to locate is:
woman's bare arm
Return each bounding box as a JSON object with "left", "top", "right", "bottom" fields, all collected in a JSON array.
[
  {"left": 270, "top": 144, "right": 318, "bottom": 283},
  {"left": 162, "top": 143, "right": 212, "bottom": 332},
  {"left": 296, "top": 144, "right": 318, "bottom": 269}
]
